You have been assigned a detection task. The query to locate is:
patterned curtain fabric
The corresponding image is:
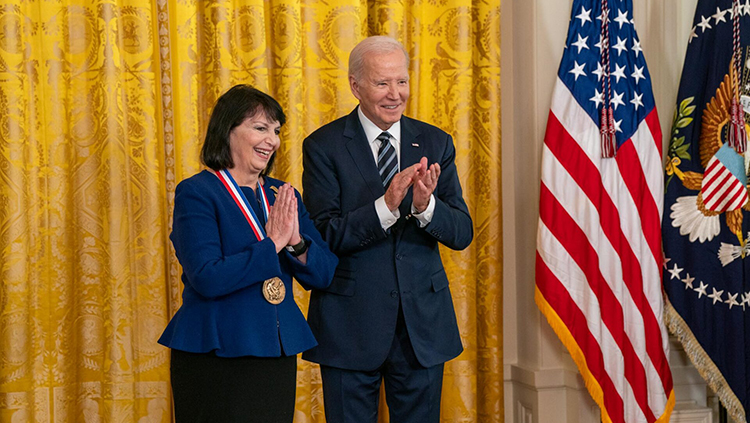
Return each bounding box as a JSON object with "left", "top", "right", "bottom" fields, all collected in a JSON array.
[{"left": 0, "top": 0, "right": 501, "bottom": 422}]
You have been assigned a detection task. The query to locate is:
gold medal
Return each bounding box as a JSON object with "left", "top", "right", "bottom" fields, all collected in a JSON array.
[{"left": 262, "top": 277, "right": 286, "bottom": 304}]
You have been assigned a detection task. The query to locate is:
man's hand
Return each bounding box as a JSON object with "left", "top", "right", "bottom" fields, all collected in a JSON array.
[
  {"left": 412, "top": 157, "right": 440, "bottom": 213},
  {"left": 384, "top": 162, "right": 422, "bottom": 211}
]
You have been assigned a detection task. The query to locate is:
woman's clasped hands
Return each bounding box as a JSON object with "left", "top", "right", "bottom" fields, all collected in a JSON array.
[{"left": 266, "top": 183, "right": 301, "bottom": 254}]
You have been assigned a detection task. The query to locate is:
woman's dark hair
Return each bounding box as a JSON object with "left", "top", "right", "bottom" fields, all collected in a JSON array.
[{"left": 201, "top": 84, "right": 286, "bottom": 175}]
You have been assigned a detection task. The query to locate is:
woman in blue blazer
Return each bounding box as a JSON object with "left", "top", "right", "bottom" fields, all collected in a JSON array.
[{"left": 158, "top": 85, "right": 337, "bottom": 422}]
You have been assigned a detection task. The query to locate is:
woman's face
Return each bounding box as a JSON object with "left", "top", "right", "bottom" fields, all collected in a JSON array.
[{"left": 229, "top": 112, "right": 281, "bottom": 178}]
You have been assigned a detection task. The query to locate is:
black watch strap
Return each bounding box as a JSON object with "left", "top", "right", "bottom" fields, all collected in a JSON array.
[{"left": 285, "top": 238, "right": 308, "bottom": 257}]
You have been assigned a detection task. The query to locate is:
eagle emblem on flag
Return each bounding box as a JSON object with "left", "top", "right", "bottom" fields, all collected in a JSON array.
[
  {"left": 668, "top": 67, "right": 750, "bottom": 255},
  {"left": 662, "top": 2, "right": 750, "bottom": 420}
]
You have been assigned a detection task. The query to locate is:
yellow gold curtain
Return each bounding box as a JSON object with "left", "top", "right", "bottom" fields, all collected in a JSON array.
[{"left": 0, "top": 0, "right": 501, "bottom": 422}]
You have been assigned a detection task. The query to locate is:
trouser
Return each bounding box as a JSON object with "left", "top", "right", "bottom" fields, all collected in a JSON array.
[{"left": 320, "top": 308, "right": 444, "bottom": 423}]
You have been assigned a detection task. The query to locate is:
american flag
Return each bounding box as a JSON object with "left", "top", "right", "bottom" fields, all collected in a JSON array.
[{"left": 535, "top": 0, "right": 675, "bottom": 422}]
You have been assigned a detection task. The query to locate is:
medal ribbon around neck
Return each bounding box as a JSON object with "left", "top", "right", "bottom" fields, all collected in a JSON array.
[{"left": 215, "top": 169, "right": 271, "bottom": 241}]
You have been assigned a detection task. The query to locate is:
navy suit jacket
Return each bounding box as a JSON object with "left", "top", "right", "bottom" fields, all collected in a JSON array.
[
  {"left": 301, "top": 108, "right": 473, "bottom": 370},
  {"left": 159, "top": 171, "right": 338, "bottom": 357}
]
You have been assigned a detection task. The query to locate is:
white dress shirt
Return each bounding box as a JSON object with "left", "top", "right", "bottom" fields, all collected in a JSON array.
[{"left": 357, "top": 107, "right": 435, "bottom": 230}]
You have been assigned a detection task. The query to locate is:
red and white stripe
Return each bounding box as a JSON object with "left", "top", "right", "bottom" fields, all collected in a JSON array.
[
  {"left": 216, "top": 170, "right": 266, "bottom": 241},
  {"left": 701, "top": 156, "right": 748, "bottom": 211},
  {"left": 536, "top": 79, "right": 674, "bottom": 423}
]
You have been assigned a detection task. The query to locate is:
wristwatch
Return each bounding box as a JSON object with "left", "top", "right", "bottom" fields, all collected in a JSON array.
[{"left": 285, "top": 238, "right": 308, "bottom": 257}]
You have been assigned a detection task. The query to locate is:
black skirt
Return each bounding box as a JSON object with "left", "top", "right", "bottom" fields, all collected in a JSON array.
[{"left": 170, "top": 349, "right": 297, "bottom": 423}]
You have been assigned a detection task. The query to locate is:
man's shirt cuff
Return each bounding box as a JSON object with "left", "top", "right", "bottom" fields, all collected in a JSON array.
[
  {"left": 411, "top": 194, "right": 435, "bottom": 228},
  {"left": 375, "top": 196, "right": 400, "bottom": 230}
]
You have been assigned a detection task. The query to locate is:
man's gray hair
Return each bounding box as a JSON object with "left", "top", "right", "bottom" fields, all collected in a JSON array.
[{"left": 348, "top": 36, "right": 410, "bottom": 81}]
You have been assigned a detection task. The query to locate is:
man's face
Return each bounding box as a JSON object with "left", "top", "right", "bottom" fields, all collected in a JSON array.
[{"left": 349, "top": 49, "right": 410, "bottom": 131}]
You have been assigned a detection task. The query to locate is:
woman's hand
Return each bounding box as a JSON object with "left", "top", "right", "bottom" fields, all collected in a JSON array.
[
  {"left": 289, "top": 196, "right": 302, "bottom": 247},
  {"left": 266, "top": 184, "right": 297, "bottom": 253}
]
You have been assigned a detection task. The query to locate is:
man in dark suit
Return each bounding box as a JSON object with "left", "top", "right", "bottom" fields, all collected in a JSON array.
[{"left": 301, "top": 36, "right": 473, "bottom": 423}]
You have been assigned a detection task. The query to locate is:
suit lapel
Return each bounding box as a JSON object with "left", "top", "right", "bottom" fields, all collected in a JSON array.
[
  {"left": 344, "top": 109, "right": 385, "bottom": 198},
  {"left": 343, "top": 111, "right": 425, "bottom": 214},
  {"left": 398, "top": 116, "right": 422, "bottom": 217}
]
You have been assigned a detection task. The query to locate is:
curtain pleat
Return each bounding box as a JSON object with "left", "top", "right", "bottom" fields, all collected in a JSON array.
[{"left": 0, "top": 0, "right": 501, "bottom": 421}]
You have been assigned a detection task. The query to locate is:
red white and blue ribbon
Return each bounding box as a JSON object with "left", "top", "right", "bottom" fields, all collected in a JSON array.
[{"left": 215, "top": 169, "right": 271, "bottom": 241}]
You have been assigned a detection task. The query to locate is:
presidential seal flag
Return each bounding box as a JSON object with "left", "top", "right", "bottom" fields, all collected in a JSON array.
[
  {"left": 663, "top": 1, "right": 750, "bottom": 422},
  {"left": 535, "top": 0, "right": 674, "bottom": 421}
]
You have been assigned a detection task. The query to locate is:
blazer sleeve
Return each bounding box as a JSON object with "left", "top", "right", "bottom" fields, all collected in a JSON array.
[
  {"left": 302, "top": 135, "right": 389, "bottom": 255},
  {"left": 170, "top": 180, "right": 283, "bottom": 299},
  {"left": 422, "top": 133, "right": 473, "bottom": 250},
  {"left": 284, "top": 188, "right": 338, "bottom": 290}
]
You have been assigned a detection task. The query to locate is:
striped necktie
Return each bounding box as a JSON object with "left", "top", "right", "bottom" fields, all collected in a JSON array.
[{"left": 377, "top": 132, "right": 397, "bottom": 188}]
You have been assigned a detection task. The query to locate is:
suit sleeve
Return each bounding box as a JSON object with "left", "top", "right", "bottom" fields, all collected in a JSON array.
[
  {"left": 302, "top": 136, "right": 389, "bottom": 255},
  {"left": 422, "top": 133, "right": 473, "bottom": 250},
  {"left": 284, "top": 188, "right": 338, "bottom": 289},
  {"left": 170, "top": 181, "right": 283, "bottom": 299}
]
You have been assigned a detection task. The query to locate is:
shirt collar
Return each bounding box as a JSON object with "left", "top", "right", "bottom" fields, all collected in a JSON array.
[{"left": 357, "top": 106, "right": 401, "bottom": 145}]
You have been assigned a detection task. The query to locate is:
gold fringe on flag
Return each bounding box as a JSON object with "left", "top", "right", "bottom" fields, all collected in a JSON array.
[
  {"left": 664, "top": 298, "right": 746, "bottom": 423},
  {"left": 535, "top": 287, "right": 675, "bottom": 423}
]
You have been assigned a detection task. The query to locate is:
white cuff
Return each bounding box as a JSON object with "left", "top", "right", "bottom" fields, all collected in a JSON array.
[
  {"left": 375, "top": 196, "right": 400, "bottom": 230},
  {"left": 411, "top": 194, "right": 435, "bottom": 228}
]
